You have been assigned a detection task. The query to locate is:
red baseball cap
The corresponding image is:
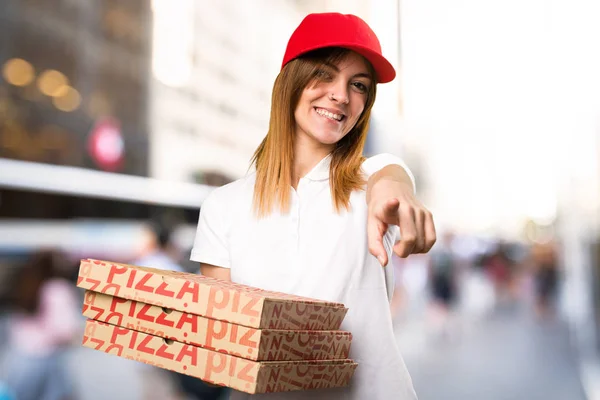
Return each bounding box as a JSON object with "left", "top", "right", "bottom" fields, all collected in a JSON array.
[{"left": 281, "top": 13, "right": 396, "bottom": 84}]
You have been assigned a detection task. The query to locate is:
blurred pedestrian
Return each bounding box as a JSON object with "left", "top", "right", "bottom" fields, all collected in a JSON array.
[
  {"left": 531, "top": 240, "right": 560, "bottom": 320},
  {"left": 192, "top": 12, "right": 436, "bottom": 400},
  {"left": 133, "top": 223, "right": 185, "bottom": 273},
  {"left": 390, "top": 253, "right": 429, "bottom": 322},
  {"left": 427, "top": 232, "right": 459, "bottom": 338},
  {"left": 483, "top": 242, "right": 516, "bottom": 308},
  {"left": 2, "top": 250, "right": 79, "bottom": 400}
]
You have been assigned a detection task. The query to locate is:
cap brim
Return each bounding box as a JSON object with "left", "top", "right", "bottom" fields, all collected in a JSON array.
[
  {"left": 344, "top": 44, "right": 396, "bottom": 83},
  {"left": 288, "top": 42, "right": 396, "bottom": 83}
]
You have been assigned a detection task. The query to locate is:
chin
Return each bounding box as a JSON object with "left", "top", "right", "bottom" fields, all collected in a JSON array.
[
  {"left": 314, "top": 129, "right": 347, "bottom": 144},
  {"left": 315, "top": 135, "right": 342, "bottom": 146}
]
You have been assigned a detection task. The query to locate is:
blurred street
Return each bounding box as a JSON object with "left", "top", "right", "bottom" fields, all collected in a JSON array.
[
  {"left": 55, "top": 292, "right": 589, "bottom": 400},
  {"left": 398, "top": 306, "right": 587, "bottom": 400}
]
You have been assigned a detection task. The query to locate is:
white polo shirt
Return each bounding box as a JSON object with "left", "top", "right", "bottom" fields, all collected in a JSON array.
[{"left": 191, "top": 153, "right": 417, "bottom": 400}]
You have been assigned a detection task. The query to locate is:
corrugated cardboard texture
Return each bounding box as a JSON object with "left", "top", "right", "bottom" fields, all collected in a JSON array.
[
  {"left": 82, "top": 290, "right": 352, "bottom": 361},
  {"left": 83, "top": 319, "right": 357, "bottom": 394},
  {"left": 77, "top": 259, "right": 347, "bottom": 330}
]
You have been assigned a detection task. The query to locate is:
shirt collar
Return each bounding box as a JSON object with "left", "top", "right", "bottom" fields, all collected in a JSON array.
[{"left": 303, "top": 154, "right": 332, "bottom": 181}]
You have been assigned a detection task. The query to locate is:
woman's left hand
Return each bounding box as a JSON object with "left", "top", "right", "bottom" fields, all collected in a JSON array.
[{"left": 367, "top": 165, "right": 436, "bottom": 266}]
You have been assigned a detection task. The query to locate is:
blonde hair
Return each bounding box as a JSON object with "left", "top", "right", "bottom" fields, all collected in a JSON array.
[{"left": 251, "top": 48, "right": 377, "bottom": 217}]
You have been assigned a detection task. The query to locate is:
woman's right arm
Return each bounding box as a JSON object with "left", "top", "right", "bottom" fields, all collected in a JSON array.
[
  {"left": 193, "top": 187, "right": 232, "bottom": 282},
  {"left": 200, "top": 263, "right": 231, "bottom": 281}
]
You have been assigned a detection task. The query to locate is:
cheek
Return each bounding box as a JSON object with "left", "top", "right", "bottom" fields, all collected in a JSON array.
[
  {"left": 296, "top": 90, "right": 317, "bottom": 116},
  {"left": 350, "top": 94, "right": 367, "bottom": 119},
  {"left": 350, "top": 104, "right": 365, "bottom": 124},
  {"left": 294, "top": 100, "right": 309, "bottom": 121}
]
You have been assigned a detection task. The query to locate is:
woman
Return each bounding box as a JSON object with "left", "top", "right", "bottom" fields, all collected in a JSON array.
[
  {"left": 192, "top": 13, "right": 436, "bottom": 399},
  {"left": 3, "top": 250, "right": 79, "bottom": 400}
]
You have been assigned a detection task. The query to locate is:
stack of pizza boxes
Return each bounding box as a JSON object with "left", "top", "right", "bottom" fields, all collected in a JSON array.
[{"left": 77, "top": 259, "right": 357, "bottom": 394}]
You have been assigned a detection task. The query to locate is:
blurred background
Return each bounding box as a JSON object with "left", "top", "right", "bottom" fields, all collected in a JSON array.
[{"left": 0, "top": 0, "right": 599, "bottom": 399}]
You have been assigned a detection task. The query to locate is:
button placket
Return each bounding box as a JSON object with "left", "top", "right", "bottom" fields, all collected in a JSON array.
[
  {"left": 290, "top": 180, "right": 304, "bottom": 281},
  {"left": 290, "top": 186, "right": 300, "bottom": 249},
  {"left": 291, "top": 180, "right": 305, "bottom": 247}
]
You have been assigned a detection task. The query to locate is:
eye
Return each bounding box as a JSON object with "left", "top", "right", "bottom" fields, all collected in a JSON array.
[{"left": 351, "top": 81, "right": 368, "bottom": 93}]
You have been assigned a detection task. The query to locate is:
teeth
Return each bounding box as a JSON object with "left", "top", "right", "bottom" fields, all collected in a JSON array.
[{"left": 316, "top": 108, "right": 342, "bottom": 121}]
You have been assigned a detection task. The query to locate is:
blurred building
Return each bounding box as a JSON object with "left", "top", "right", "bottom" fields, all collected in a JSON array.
[
  {"left": 0, "top": 1, "right": 207, "bottom": 263},
  {"left": 0, "top": 0, "right": 151, "bottom": 177},
  {"left": 149, "top": 0, "right": 296, "bottom": 184},
  {"left": 0, "top": 0, "right": 153, "bottom": 220}
]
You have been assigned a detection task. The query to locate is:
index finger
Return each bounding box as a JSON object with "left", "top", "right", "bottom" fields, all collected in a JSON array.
[
  {"left": 422, "top": 211, "right": 437, "bottom": 253},
  {"left": 393, "top": 203, "right": 417, "bottom": 258},
  {"left": 368, "top": 215, "right": 389, "bottom": 267}
]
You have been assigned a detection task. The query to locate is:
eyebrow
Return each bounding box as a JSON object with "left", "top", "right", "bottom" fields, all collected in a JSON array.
[{"left": 323, "top": 62, "right": 372, "bottom": 81}]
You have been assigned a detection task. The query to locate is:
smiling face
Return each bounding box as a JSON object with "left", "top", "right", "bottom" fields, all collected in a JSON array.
[{"left": 293, "top": 51, "right": 373, "bottom": 152}]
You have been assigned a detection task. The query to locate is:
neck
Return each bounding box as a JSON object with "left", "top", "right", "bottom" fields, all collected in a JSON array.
[{"left": 292, "top": 133, "right": 332, "bottom": 188}]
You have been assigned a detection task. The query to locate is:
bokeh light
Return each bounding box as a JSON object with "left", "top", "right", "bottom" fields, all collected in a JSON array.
[
  {"left": 2, "top": 58, "right": 35, "bottom": 87},
  {"left": 37, "top": 69, "right": 69, "bottom": 97},
  {"left": 52, "top": 86, "right": 81, "bottom": 112}
]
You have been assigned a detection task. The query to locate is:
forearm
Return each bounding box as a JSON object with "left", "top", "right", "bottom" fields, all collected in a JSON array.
[
  {"left": 199, "top": 263, "right": 231, "bottom": 281},
  {"left": 367, "top": 164, "right": 415, "bottom": 204}
]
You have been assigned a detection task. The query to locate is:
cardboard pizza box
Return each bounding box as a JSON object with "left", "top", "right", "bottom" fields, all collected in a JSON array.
[
  {"left": 82, "top": 290, "right": 352, "bottom": 361},
  {"left": 77, "top": 259, "right": 347, "bottom": 330},
  {"left": 82, "top": 319, "right": 357, "bottom": 394}
]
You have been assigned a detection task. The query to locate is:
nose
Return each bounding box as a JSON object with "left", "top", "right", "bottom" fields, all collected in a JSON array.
[{"left": 329, "top": 80, "right": 349, "bottom": 105}]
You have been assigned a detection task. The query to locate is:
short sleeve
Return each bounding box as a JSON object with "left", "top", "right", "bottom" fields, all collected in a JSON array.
[
  {"left": 190, "top": 189, "right": 231, "bottom": 269},
  {"left": 362, "top": 153, "right": 416, "bottom": 194}
]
